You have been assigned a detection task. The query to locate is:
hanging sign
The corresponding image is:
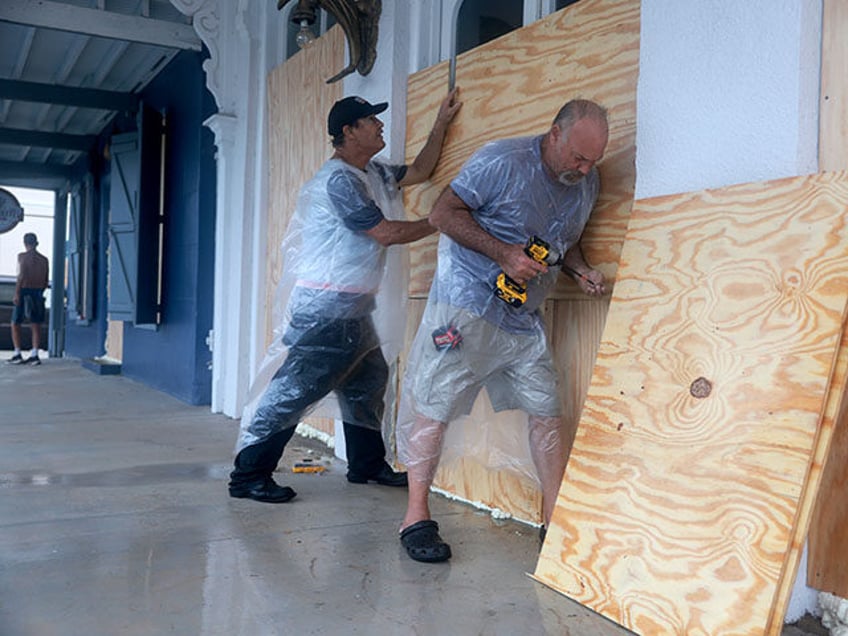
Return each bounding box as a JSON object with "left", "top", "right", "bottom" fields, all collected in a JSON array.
[{"left": 0, "top": 188, "right": 24, "bottom": 234}]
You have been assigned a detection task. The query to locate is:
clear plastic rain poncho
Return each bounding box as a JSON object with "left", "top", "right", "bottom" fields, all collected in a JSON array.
[
  {"left": 236, "top": 157, "right": 409, "bottom": 454},
  {"left": 397, "top": 135, "right": 600, "bottom": 485}
]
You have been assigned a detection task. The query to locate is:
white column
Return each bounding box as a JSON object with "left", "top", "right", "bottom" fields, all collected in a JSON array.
[
  {"left": 203, "top": 112, "right": 252, "bottom": 416},
  {"left": 170, "top": 0, "right": 289, "bottom": 416},
  {"left": 171, "top": 0, "right": 266, "bottom": 416}
]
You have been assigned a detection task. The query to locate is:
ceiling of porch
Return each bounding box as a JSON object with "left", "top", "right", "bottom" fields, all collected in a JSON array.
[{"left": 0, "top": 0, "right": 202, "bottom": 190}]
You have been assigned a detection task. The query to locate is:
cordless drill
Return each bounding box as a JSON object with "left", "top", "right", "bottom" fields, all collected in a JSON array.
[{"left": 494, "top": 236, "right": 561, "bottom": 308}]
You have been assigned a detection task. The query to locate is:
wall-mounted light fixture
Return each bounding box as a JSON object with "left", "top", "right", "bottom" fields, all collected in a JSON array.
[{"left": 278, "top": 0, "right": 382, "bottom": 84}]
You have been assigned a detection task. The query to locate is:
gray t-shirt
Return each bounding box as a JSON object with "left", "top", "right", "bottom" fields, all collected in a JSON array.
[{"left": 431, "top": 135, "right": 599, "bottom": 334}]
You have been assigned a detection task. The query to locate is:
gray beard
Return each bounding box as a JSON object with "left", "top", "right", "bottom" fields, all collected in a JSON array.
[{"left": 558, "top": 171, "right": 584, "bottom": 186}]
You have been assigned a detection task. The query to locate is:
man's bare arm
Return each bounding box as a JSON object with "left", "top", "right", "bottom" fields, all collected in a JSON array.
[
  {"left": 399, "top": 89, "right": 462, "bottom": 187},
  {"left": 429, "top": 187, "right": 546, "bottom": 284},
  {"left": 365, "top": 218, "right": 436, "bottom": 247}
]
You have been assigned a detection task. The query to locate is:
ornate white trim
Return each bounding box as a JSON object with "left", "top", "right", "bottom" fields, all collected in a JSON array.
[{"left": 169, "top": 0, "right": 273, "bottom": 416}]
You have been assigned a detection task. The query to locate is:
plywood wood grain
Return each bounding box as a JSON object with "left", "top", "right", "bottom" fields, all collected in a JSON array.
[
  {"left": 818, "top": 0, "right": 848, "bottom": 173},
  {"left": 400, "top": 0, "right": 639, "bottom": 524},
  {"left": 807, "top": 0, "right": 848, "bottom": 597},
  {"left": 404, "top": 0, "right": 639, "bottom": 298},
  {"left": 807, "top": 348, "right": 848, "bottom": 594},
  {"left": 434, "top": 455, "right": 543, "bottom": 523},
  {"left": 534, "top": 172, "right": 848, "bottom": 635},
  {"left": 769, "top": 327, "right": 848, "bottom": 632},
  {"left": 547, "top": 298, "right": 612, "bottom": 453}
]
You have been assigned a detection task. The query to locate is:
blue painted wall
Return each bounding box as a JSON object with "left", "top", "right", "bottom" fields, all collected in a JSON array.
[{"left": 63, "top": 49, "right": 216, "bottom": 405}]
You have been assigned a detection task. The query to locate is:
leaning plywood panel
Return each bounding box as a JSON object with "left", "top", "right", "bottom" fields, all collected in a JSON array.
[
  {"left": 404, "top": 0, "right": 639, "bottom": 298},
  {"left": 768, "top": 327, "right": 848, "bottom": 632},
  {"left": 533, "top": 172, "right": 848, "bottom": 635},
  {"left": 808, "top": 0, "right": 848, "bottom": 597},
  {"left": 808, "top": 388, "right": 848, "bottom": 595}
]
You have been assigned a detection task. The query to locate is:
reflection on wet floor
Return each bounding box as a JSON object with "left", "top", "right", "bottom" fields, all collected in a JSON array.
[{"left": 0, "top": 462, "right": 233, "bottom": 487}]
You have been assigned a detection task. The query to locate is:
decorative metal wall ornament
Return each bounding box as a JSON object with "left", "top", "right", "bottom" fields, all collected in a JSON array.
[
  {"left": 0, "top": 188, "right": 24, "bottom": 235},
  {"left": 278, "top": 0, "right": 382, "bottom": 84}
]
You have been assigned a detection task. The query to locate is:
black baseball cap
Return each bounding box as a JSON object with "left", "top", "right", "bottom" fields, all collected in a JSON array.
[{"left": 328, "top": 96, "right": 388, "bottom": 137}]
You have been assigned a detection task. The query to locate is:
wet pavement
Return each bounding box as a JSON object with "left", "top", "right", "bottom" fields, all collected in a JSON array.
[{"left": 0, "top": 357, "right": 829, "bottom": 635}]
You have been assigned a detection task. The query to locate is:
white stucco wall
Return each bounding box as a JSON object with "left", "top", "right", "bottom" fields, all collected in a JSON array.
[{"left": 636, "top": 0, "right": 822, "bottom": 198}]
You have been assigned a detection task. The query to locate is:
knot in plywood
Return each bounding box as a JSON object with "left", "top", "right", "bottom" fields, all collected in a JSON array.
[{"left": 689, "top": 377, "right": 713, "bottom": 398}]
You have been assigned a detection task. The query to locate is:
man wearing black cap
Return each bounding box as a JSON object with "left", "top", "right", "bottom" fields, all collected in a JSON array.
[
  {"left": 228, "top": 89, "right": 461, "bottom": 503},
  {"left": 8, "top": 232, "right": 49, "bottom": 365}
]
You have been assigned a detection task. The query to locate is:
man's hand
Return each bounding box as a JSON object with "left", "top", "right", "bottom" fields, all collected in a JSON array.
[
  {"left": 436, "top": 87, "right": 462, "bottom": 127},
  {"left": 562, "top": 243, "right": 605, "bottom": 297},
  {"left": 577, "top": 268, "right": 606, "bottom": 297},
  {"left": 563, "top": 264, "right": 605, "bottom": 297},
  {"left": 401, "top": 88, "right": 463, "bottom": 186},
  {"left": 498, "top": 243, "right": 547, "bottom": 285}
]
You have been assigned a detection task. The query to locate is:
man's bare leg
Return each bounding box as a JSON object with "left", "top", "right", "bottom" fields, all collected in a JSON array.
[
  {"left": 400, "top": 415, "right": 446, "bottom": 530},
  {"left": 30, "top": 323, "right": 41, "bottom": 352},
  {"left": 528, "top": 415, "right": 567, "bottom": 526},
  {"left": 11, "top": 323, "right": 21, "bottom": 351}
]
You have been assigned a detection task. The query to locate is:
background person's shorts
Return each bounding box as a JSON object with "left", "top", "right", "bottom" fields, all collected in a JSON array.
[
  {"left": 12, "top": 289, "right": 46, "bottom": 324},
  {"left": 410, "top": 305, "right": 562, "bottom": 422}
]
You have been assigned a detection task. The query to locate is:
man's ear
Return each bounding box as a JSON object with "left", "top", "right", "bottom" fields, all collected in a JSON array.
[{"left": 550, "top": 123, "right": 562, "bottom": 143}]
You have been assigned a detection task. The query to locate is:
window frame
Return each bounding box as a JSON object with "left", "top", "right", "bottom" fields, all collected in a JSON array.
[{"left": 440, "top": 0, "right": 567, "bottom": 61}]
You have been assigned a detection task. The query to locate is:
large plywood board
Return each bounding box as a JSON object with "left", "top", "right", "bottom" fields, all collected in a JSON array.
[
  {"left": 400, "top": 0, "right": 639, "bottom": 523},
  {"left": 533, "top": 172, "right": 848, "bottom": 635},
  {"left": 808, "top": 0, "right": 848, "bottom": 596},
  {"left": 404, "top": 0, "right": 639, "bottom": 298}
]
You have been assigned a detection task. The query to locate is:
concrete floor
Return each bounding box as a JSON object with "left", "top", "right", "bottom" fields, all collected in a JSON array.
[{"left": 0, "top": 357, "right": 829, "bottom": 636}]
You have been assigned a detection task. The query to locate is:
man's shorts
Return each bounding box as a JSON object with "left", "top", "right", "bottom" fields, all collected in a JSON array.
[
  {"left": 410, "top": 305, "right": 562, "bottom": 422},
  {"left": 11, "top": 288, "right": 46, "bottom": 324}
]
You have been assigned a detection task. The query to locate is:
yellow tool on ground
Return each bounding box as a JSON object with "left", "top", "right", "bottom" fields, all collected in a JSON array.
[
  {"left": 293, "top": 459, "right": 326, "bottom": 474},
  {"left": 494, "top": 236, "right": 561, "bottom": 307}
]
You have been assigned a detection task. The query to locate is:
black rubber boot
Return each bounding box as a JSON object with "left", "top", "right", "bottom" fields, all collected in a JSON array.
[{"left": 343, "top": 423, "right": 407, "bottom": 486}]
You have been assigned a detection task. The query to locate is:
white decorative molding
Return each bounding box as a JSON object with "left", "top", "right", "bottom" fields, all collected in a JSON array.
[
  {"left": 203, "top": 112, "right": 248, "bottom": 416},
  {"left": 171, "top": 0, "right": 235, "bottom": 115},
  {"left": 170, "top": 0, "right": 270, "bottom": 416}
]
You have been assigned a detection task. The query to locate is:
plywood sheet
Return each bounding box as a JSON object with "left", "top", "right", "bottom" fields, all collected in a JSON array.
[
  {"left": 807, "top": 0, "right": 848, "bottom": 597},
  {"left": 818, "top": 0, "right": 848, "bottom": 174},
  {"left": 770, "top": 326, "right": 848, "bottom": 631},
  {"left": 404, "top": 0, "right": 639, "bottom": 298},
  {"left": 807, "top": 349, "right": 848, "bottom": 594},
  {"left": 533, "top": 172, "right": 848, "bottom": 635}
]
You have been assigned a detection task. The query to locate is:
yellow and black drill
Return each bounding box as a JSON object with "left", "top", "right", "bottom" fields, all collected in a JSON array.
[{"left": 494, "top": 236, "right": 561, "bottom": 308}]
